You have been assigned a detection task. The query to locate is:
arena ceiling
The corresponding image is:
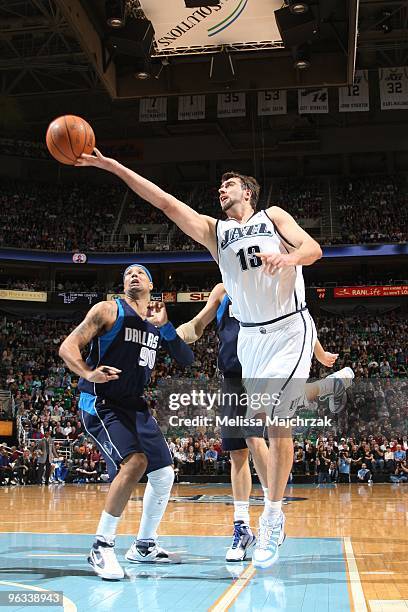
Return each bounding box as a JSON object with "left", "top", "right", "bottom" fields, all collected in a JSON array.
[
  {"left": 1, "top": 0, "right": 408, "bottom": 155},
  {"left": 0, "top": 0, "right": 407, "bottom": 101}
]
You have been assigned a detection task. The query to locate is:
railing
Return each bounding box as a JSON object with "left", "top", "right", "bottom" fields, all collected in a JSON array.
[
  {"left": 101, "top": 233, "right": 131, "bottom": 248},
  {"left": 26, "top": 438, "right": 72, "bottom": 460},
  {"left": 137, "top": 232, "right": 171, "bottom": 252},
  {"left": 111, "top": 190, "right": 131, "bottom": 241}
]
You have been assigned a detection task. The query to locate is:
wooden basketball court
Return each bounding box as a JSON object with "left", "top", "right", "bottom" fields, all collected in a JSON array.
[{"left": 0, "top": 482, "right": 407, "bottom": 611}]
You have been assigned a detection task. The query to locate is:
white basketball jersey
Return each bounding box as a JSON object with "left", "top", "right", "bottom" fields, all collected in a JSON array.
[{"left": 216, "top": 210, "right": 306, "bottom": 324}]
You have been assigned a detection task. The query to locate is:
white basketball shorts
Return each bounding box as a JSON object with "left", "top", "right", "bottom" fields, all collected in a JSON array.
[{"left": 237, "top": 309, "right": 317, "bottom": 419}]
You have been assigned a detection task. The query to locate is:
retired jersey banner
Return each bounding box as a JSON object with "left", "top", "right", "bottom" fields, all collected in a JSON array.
[
  {"left": 217, "top": 92, "right": 246, "bottom": 118},
  {"left": 298, "top": 88, "right": 329, "bottom": 114},
  {"left": 0, "top": 289, "right": 47, "bottom": 302},
  {"left": 379, "top": 67, "right": 408, "bottom": 110},
  {"left": 339, "top": 70, "right": 370, "bottom": 112},
  {"left": 178, "top": 95, "right": 205, "bottom": 120},
  {"left": 258, "top": 90, "right": 287, "bottom": 116},
  {"left": 334, "top": 285, "right": 408, "bottom": 298},
  {"left": 139, "top": 97, "right": 167, "bottom": 122},
  {"left": 138, "top": 0, "right": 283, "bottom": 54},
  {"left": 177, "top": 292, "right": 210, "bottom": 303}
]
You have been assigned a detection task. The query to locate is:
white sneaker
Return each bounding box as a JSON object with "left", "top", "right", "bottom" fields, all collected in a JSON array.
[
  {"left": 125, "top": 539, "right": 181, "bottom": 564},
  {"left": 321, "top": 367, "right": 355, "bottom": 414},
  {"left": 226, "top": 521, "right": 256, "bottom": 562},
  {"left": 252, "top": 513, "right": 286, "bottom": 570},
  {"left": 88, "top": 537, "right": 124, "bottom": 580}
]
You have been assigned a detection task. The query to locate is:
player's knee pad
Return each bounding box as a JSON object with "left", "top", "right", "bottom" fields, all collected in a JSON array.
[{"left": 147, "top": 465, "right": 174, "bottom": 496}]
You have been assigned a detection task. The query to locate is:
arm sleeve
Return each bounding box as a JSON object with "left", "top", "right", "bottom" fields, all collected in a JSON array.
[{"left": 160, "top": 322, "right": 194, "bottom": 366}]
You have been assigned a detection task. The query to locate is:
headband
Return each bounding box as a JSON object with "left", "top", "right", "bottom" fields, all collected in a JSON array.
[{"left": 123, "top": 264, "right": 153, "bottom": 283}]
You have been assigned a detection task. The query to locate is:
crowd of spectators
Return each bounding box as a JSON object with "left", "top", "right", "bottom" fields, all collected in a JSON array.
[
  {"left": 0, "top": 310, "right": 407, "bottom": 484},
  {"left": 0, "top": 138, "right": 144, "bottom": 163},
  {"left": 311, "top": 315, "right": 408, "bottom": 379},
  {"left": 308, "top": 275, "right": 407, "bottom": 288},
  {"left": 0, "top": 315, "right": 110, "bottom": 484},
  {"left": 0, "top": 441, "right": 108, "bottom": 486},
  {"left": 0, "top": 174, "right": 407, "bottom": 252},
  {"left": 334, "top": 175, "right": 408, "bottom": 244},
  {"left": 291, "top": 434, "right": 408, "bottom": 484},
  {"left": 167, "top": 434, "right": 230, "bottom": 479},
  {"left": 0, "top": 279, "right": 49, "bottom": 291},
  {"left": 272, "top": 177, "right": 324, "bottom": 220},
  {"left": 2, "top": 273, "right": 407, "bottom": 295},
  {"left": 0, "top": 180, "right": 123, "bottom": 252},
  {"left": 0, "top": 138, "right": 49, "bottom": 160}
]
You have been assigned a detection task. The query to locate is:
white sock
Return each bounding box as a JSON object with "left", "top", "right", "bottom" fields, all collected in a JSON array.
[
  {"left": 137, "top": 466, "right": 174, "bottom": 541},
  {"left": 96, "top": 510, "right": 121, "bottom": 542},
  {"left": 262, "top": 499, "right": 282, "bottom": 524},
  {"left": 262, "top": 486, "right": 268, "bottom": 502},
  {"left": 234, "top": 500, "right": 250, "bottom": 525},
  {"left": 317, "top": 378, "right": 334, "bottom": 397}
]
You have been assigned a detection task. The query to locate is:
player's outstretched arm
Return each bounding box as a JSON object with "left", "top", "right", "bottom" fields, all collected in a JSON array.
[
  {"left": 314, "top": 338, "right": 339, "bottom": 367},
  {"left": 75, "top": 149, "right": 218, "bottom": 259},
  {"left": 146, "top": 301, "right": 194, "bottom": 366},
  {"left": 176, "top": 283, "right": 226, "bottom": 343},
  {"left": 59, "top": 301, "right": 121, "bottom": 383},
  {"left": 259, "top": 206, "right": 322, "bottom": 274}
]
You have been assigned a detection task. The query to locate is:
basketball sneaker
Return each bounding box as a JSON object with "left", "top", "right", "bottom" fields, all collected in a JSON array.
[
  {"left": 252, "top": 512, "right": 286, "bottom": 569},
  {"left": 320, "top": 367, "right": 354, "bottom": 414},
  {"left": 125, "top": 539, "right": 181, "bottom": 564},
  {"left": 88, "top": 536, "right": 124, "bottom": 580},
  {"left": 226, "top": 521, "right": 256, "bottom": 562}
]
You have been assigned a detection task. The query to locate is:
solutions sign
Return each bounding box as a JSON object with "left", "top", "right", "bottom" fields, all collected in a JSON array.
[{"left": 139, "top": 0, "right": 282, "bottom": 53}]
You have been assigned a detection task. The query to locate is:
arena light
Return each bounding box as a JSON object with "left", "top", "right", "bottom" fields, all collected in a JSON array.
[
  {"left": 285, "top": 0, "right": 309, "bottom": 14},
  {"left": 275, "top": 5, "right": 317, "bottom": 49},
  {"left": 105, "top": 0, "right": 126, "bottom": 28},
  {"left": 293, "top": 44, "right": 311, "bottom": 70},
  {"left": 134, "top": 59, "right": 153, "bottom": 80}
]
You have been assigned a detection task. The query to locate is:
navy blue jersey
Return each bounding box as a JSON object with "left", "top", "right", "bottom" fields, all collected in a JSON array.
[
  {"left": 78, "top": 298, "right": 161, "bottom": 406},
  {"left": 216, "top": 295, "right": 241, "bottom": 377}
]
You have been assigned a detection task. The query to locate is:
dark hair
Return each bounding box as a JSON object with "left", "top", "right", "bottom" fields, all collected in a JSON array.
[{"left": 221, "top": 172, "right": 260, "bottom": 210}]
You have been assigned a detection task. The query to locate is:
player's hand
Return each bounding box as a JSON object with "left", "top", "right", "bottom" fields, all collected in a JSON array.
[
  {"left": 146, "top": 301, "right": 168, "bottom": 328},
  {"left": 75, "top": 147, "right": 114, "bottom": 169},
  {"left": 258, "top": 252, "right": 299, "bottom": 275},
  {"left": 317, "top": 351, "right": 339, "bottom": 367},
  {"left": 86, "top": 365, "right": 121, "bottom": 383}
]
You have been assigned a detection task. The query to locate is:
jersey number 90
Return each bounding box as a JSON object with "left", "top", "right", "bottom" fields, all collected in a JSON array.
[{"left": 139, "top": 347, "right": 157, "bottom": 369}]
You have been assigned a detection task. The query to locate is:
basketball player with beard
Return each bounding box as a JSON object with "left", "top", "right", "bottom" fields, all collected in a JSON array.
[
  {"left": 178, "top": 282, "right": 349, "bottom": 563},
  {"left": 75, "top": 151, "right": 354, "bottom": 569}
]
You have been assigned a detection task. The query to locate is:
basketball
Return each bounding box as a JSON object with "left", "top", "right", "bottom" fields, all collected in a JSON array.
[{"left": 45, "top": 115, "right": 95, "bottom": 165}]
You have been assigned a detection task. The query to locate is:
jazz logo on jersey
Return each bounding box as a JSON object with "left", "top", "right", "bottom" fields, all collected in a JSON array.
[{"left": 220, "top": 222, "right": 273, "bottom": 250}]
